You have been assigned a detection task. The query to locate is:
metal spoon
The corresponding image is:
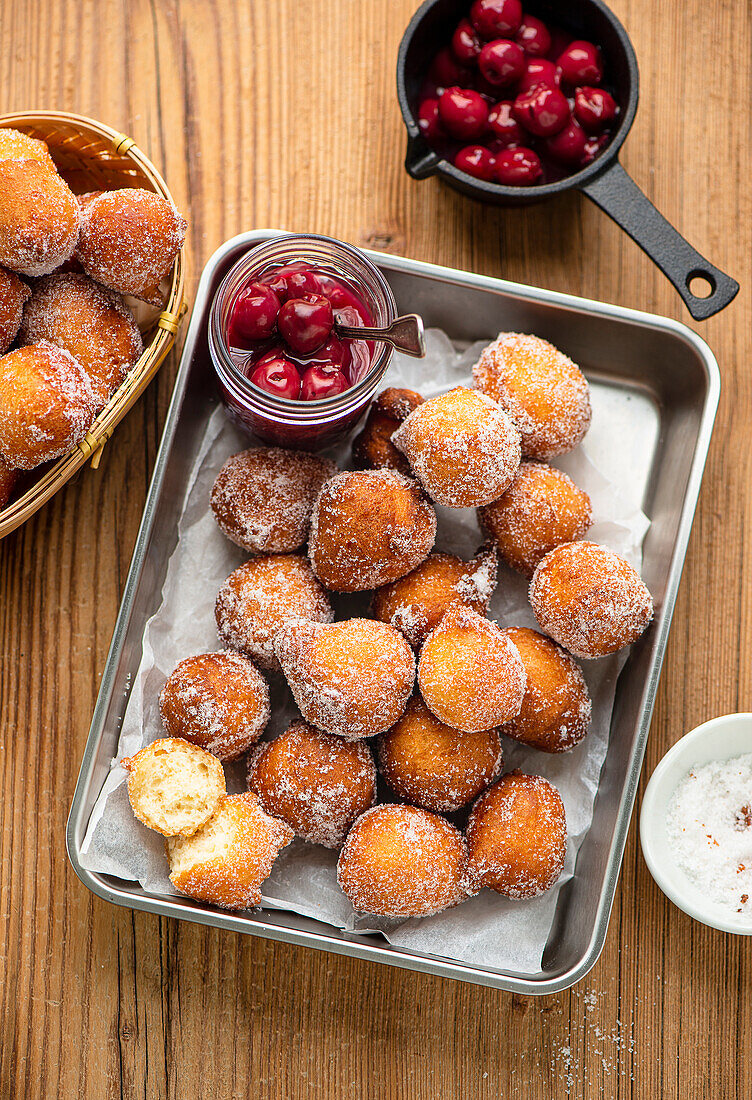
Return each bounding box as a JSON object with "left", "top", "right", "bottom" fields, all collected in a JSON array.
[{"left": 335, "top": 313, "right": 426, "bottom": 358}]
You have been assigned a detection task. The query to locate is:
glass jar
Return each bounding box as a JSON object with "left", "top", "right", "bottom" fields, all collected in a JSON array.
[{"left": 208, "top": 233, "right": 397, "bottom": 449}]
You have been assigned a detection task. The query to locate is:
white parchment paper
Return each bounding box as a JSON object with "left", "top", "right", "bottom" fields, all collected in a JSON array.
[{"left": 80, "top": 330, "right": 649, "bottom": 975}]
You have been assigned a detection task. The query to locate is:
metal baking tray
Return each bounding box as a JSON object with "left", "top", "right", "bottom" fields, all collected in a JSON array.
[{"left": 67, "top": 230, "right": 720, "bottom": 993}]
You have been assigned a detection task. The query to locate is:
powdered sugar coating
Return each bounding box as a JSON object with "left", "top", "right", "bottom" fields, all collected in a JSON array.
[
  {"left": 479, "top": 460, "right": 592, "bottom": 577},
  {"left": 248, "top": 719, "right": 377, "bottom": 848},
  {"left": 159, "top": 650, "right": 270, "bottom": 761},
  {"left": 466, "top": 772, "right": 567, "bottom": 899},
  {"left": 371, "top": 545, "right": 499, "bottom": 648},
  {"left": 418, "top": 605, "right": 527, "bottom": 733},
  {"left": 472, "top": 332, "right": 591, "bottom": 460},
  {"left": 500, "top": 627, "right": 591, "bottom": 753},
  {"left": 0, "top": 158, "right": 80, "bottom": 277},
  {"left": 529, "top": 540, "right": 653, "bottom": 659},
  {"left": 274, "top": 617, "right": 415, "bottom": 741},
  {"left": 215, "top": 554, "right": 333, "bottom": 672},
  {"left": 0, "top": 128, "right": 55, "bottom": 169},
  {"left": 211, "top": 447, "right": 336, "bottom": 554},
  {"left": 167, "top": 791, "right": 294, "bottom": 910},
  {"left": 351, "top": 386, "right": 424, "bottom": 473},
  {"left": 377, "top": 695, "right": 503, "bottom": 812},
  {"left": 0, "top": 340, "right": 96, "bottom": 469},
  {"left": 337, "top": 803, "right": 468, "bottom": 917},
  {"left": 76, "top": 188, "right": 186, "bottom": 304},
  {"left": 392, "top": 385, "right": 522, "bottom": 508},
  {"left": 308, "top": 468, "right": 436, "bottom": 591},
  {"left": 0, "top": 266, "right": 30, "bottom": 355},
  {"left": 20, "top": 273, "right": 143, "bottom": 408}
]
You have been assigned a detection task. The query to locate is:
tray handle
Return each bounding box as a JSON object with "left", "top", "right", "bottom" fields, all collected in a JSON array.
[{"left": 581, "top": 160, "right": 739, "bottom": 321}]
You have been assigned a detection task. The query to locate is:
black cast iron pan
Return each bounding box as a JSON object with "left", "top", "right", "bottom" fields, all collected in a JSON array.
[{"left": 397, "top": 0, "right": 739, "bottom": 321}]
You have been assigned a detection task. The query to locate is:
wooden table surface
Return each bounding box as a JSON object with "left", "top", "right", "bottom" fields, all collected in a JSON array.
[{"left": 1, "top": 1, "right": 749, "bottom": 1096}]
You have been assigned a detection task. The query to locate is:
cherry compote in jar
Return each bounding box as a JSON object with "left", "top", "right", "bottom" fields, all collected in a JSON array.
[{"left": 208, "top": 234, "right": 397, "bottom": 449}]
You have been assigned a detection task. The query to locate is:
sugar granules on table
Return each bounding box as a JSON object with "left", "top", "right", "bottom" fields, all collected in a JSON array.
[{"left": 665, "top": 752, "right": 752, "bottom": 918}]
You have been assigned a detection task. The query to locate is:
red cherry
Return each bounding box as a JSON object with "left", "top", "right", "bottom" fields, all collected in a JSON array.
[
  {"left": 260, "top": 271, "right": 290, "bottom": 302},
  {"left": 517, "top": 58, "right": 560, "bottom": 93},
  {"left": 488, "top": 100, "right": 524, "bottom": 146},
  {"left": 470, "top": 0, "right": 522, "bottom": 40},
  {"left": 305, "top": 333, "right": 348, "bottom": 369},
  {"left": 438, "top": 87, "right": 490, "bottom": 140},
  {"left": 286, "top": 269, "right": 327, "bottom": 298},
  {"left": 418, "top": 97, "right": 444, "bottom": 142},
  {"left": 231, "top": 282, "right": 280, "bottom": 341},
  {"left": 478, "top": 39, "right": 525, "bottom": 87},
  {"left": 249, "top": 356, "right": 301, "bottom": 399},
  {"left": 495, "top": 146, "right": 542, "bottom": 185},
  {"left": 278, "top": 294, "right": 334, "bottom": 354},
  {"left": 557, "top": 40, "right": 603, "bottom": 86},
  {"left": 545, "top": 118, "right": 588, "bottom": 163},
  {"left": 574, "top": 86, "right": 618, "bottom": 132},
  {"left": 429, "top": 47, "right": 471, "bottom": 89},
  {"left": 513, "top": 83, "right": 571, "bottom": 137},
  {"left": 454, "top": 144, "right": 496, "bottom": 180},
  {"left": 452, "top": 19, "right": 482, "bottom": 65},
  {"left": 515, "top": 15, "right": 551, "bottom": 57},
  {"left": 300, "top": 364, "right": 349, "bottom": 400},
  {"left": 581, "top": 132, "right": 610, "bottom": 166}
]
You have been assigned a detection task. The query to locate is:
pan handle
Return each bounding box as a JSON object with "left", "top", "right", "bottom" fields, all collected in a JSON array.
[{"left": 580, "top": 160, "right": 738, "bottom": 321}]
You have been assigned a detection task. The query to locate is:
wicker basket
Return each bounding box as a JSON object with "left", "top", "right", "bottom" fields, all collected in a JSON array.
[{"left": 0, "top": 111, "right": 186, "bottom": 539}]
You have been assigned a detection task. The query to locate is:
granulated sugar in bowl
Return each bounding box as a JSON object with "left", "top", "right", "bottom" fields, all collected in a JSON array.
[{"left": 640, "top": 713, "right": 752, "bottom": 933}]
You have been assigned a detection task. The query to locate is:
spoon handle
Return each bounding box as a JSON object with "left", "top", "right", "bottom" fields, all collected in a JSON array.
[{"left": 335, "top": 313, "right": 426, "bottom": 358}]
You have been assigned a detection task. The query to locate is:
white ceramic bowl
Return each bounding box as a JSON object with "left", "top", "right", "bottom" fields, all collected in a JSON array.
[{"left": 640, "top": 713, "right": 752, "bottom": 934}]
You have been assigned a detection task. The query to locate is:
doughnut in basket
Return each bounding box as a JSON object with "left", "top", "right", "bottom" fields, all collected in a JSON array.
[
  {"left": 0, "top": 156, "right": 80, "bottom": 277},
  {"left": 0, "top": 342, "right": 96, "bottom": 469},
  {"left": 0, "top": 265, "right": 30, "bottom": 355}
]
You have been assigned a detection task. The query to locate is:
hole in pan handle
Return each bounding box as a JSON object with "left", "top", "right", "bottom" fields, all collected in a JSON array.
[{"left": 580, "top": 160, "right": 739, "bottom": 321}]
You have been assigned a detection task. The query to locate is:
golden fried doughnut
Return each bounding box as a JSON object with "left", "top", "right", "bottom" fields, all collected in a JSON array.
[
  {"left": 0, "top": 266, "right": 30, "bottom": 354},
  {"left": 500, "top": 628, "right": 591, "bottom": 752},
  {"left": 248, "top": 719, "right": 376, "bottom": 848},
  {"left": 76, "top": 188, "right": 186, "bottom": 304},
  {"left": 0, "top": 342, "right": 96, "bottom": 469},
  {"left": 472, "top": 332, "right": 591, "bottom": 460},
  {"left": 215, "top": 553, "right": 332, "bottom": 672},
  {"left": 529, "top": 540, "right": 653, "bottom": 659},
  {"left": 337, "top": 804, "right": 468, "bottom": 917},
  {"left": 20, "top": 273, "right": 143, "bottom": 407},
  {"left": 465, "top": 772, "right": 566, "bottom": 898},
  {"left": 371, "top": 544, "right": 498, "bottom": 648},
  {"left": 274, "top": 617, "right": 415, "bottom": 740},
  {"left": 418, "top": 605, "right": 526, "bottom": 733},
  {"left": 352, "top": 386, "right": 424, "bottom": 473},
  {"left": 167, "top": 791, "right": 294, "bottom": 910},
  {"left": 159, "top": 650, "right": 270, "bottom": 761},
  {"left": 122, "top": 737, "right": 226, "bottom": 838},
  {"left": 308, "top": 469, "right": 436, "bottom": 591},
  {"left": 0, "top": 158, "right": 80, "bottom": 277},
  {"left": 377, "top": 695, "right": 503, "bottom": 812},
  {"left": 0, "top": 457, "right": 16, "bottom": 508},
  {"left": 478, "top": 461, "right": 592, "bottom": 577},
  {"left": 210, "top": 447, "right": 336, "bottom": 554},
  {"left": 0, "top": 127, "right": 55, "bottom": 169},
  {"left": 392, "top": 385, "right": 521, "bottom": 507}
]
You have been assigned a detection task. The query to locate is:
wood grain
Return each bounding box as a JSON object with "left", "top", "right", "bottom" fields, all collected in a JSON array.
[{"left": 0, "top": 0, "right": 749, "bottom": 1097}]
